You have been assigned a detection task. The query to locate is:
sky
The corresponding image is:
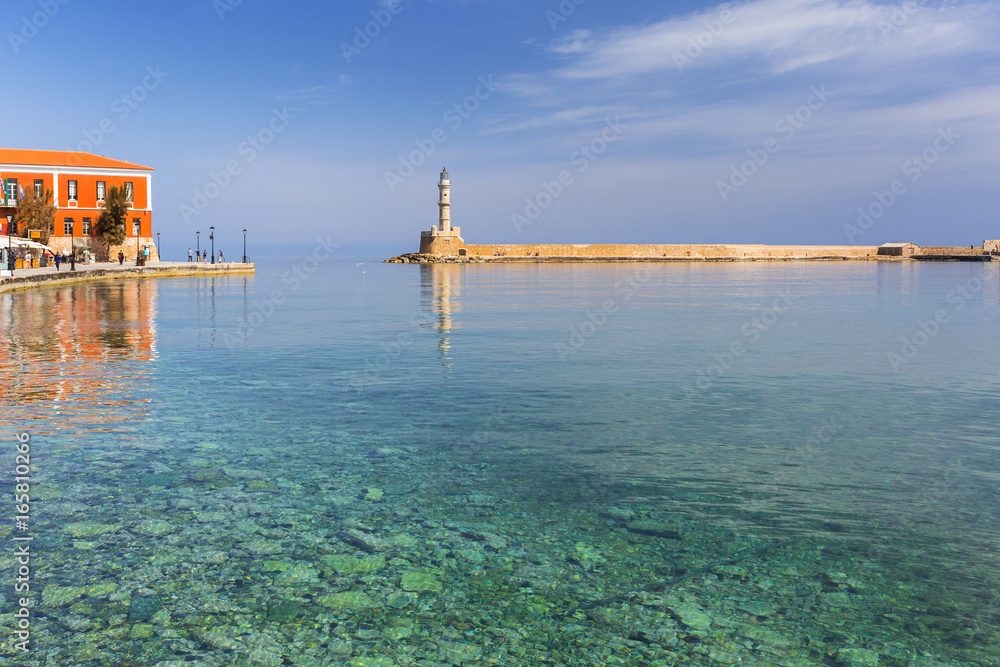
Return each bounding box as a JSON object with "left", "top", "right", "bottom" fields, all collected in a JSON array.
[{"left": 3, "top": 0, "right": 998, "bottom": 257}]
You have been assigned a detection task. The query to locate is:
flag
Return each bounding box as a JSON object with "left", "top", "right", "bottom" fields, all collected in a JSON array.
[
  {"left": 18, "top": 185, "right": 24, "bottom": 200},
  {"left": 0, "top": 175, "right": 5, "bottom": 206}
]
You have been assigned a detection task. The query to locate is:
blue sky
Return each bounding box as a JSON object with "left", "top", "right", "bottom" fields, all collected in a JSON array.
[{"left": 4, "top": 0, "right": 999, "bottom": 256}]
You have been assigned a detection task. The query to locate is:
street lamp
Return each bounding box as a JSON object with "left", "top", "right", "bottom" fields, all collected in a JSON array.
[
  {"left": 157, "top": 232, "right": 160, "bottom": 262},
  {"left": 70, "top": 218, "right": 75, "bottom": 271},
  {"left": 196, "top": 231, "right": 200, "bottom": 262},
  {"left": 135, "top": 219, "right": 140, "bottom": 266},
  {"left": 5, "top": 214, "right": 12, "bottom": 275},
  {"left": 210, "top": 226, "right": 215, "bottom": 265},
  {"left": 243, "top": 228, "right": 247, "bottom": 264}
]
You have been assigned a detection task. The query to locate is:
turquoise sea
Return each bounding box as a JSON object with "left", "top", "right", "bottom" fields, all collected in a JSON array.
[{"left": 2, "top": 258, "right": 999, "bottom": 667}]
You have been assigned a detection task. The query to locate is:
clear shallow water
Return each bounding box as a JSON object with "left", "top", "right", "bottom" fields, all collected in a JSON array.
[{"left": 1, "top": 258, "right": 999, "bottom": 667}]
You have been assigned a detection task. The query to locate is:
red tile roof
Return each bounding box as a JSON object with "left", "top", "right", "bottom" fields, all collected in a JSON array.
[{"left": 0, "top": 149, "right": 153, "bottom": 171}]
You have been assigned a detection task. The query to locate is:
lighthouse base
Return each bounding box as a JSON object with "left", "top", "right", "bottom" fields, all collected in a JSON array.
[{"left": 420, "top": 227, "right": 464, "bottom": 255}]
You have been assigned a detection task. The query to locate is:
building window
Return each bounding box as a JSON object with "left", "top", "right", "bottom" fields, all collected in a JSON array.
[
  {"left": 133, "top": 218, "right": 141, "bottom": 235},
  {"left": 68, "top": 180, "right": 77, "bottom": 201},
  {"left": 64, "top": 218, "right": 74, "bottom": 235},
  {"left": 96, "top": 181, "right": 106, "bottom": 201},
  {"left": 124, "top": 182, "right": 134, "bottom": 203},
  {"left": 34, "top": 179, "right": 43, "bottom": 197},
  {"left": 5, "top": 179, "right": 18, "bottom": 204},
  {"left": 82, "top": 218, "right": 92, "bottom": 235}
]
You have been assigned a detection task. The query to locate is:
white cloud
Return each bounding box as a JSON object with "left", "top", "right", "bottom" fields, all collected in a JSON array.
[
  {"left": 481, "top": 105, "right": 624, "bottom": 134},
  {"left": 546, "top": 0, "right": 996, "bottom": 79},
  {"left": 275, "top": 78, "right": 353, "bottom": 106}
]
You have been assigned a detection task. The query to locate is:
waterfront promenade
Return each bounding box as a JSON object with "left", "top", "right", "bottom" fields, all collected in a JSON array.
[{"left": 0, "top": 260, "right": 254, "bottom": 294}]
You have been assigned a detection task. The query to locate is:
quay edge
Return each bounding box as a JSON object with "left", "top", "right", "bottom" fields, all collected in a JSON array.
[{"left": 0, "top": 262, "right": 255, "bottom": 295}]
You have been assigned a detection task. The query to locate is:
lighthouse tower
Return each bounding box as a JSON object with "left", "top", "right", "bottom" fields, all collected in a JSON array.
[
  {"left": 438, "top": 168, "right": 451, "bottom": 232},
  {"left": 420, "top": 167, "right": 463, "bottom": 255}
]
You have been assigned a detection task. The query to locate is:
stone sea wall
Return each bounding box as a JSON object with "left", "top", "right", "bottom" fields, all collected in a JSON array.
[
  {"left": 0, "top": 263, "right": 254, "bottom": 295},
  {"left": 405, "top": 237, "right": 885, "bottom": 261},
  {"left": 462, "top": 243, "right": 881, "bottom": 259}
]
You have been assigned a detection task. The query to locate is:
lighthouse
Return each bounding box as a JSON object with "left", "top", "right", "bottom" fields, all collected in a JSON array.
[
  {"left": 420, "top": 167, "right": 463, "bottom": 255},
  {"left": 438, "top": 168, "right": 451, "bottom": 233}
]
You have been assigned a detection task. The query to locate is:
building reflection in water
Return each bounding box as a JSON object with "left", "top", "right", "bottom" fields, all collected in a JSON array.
[
  {"left": 0, "top": 281, "right": 158, "bottom": 433},
  {"left": 419, "top": 264, "right": 461, "bottom": 378}
]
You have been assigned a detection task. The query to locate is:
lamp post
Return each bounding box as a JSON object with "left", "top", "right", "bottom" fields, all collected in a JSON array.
[
  {"left": 5, "top": 214, "right": 12, "bottom": 275},
  {"left": 242, "top": 228, "right": 247, "bottom": 264},
  {"left": 135, "top": 219, "right": 140, "bottom": 266},
  {"left": 157, "top": 232, "right": 160, "bottom": 262},
  {"left": 70, "top": 219, "right": 75, "bottom": 271},
  {"left": 210, "top": 226, "right": 215, "bottom": 265},
  {"left": 196, "top": 231, "right": 200, "bottom": 262}
]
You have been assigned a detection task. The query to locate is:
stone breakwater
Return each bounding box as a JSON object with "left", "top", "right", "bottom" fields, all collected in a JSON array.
[
  {"left": 390, "top": 243, "right": 994, "bottom": 263},
  {"left": 387, "top": 247, "right": 881, "bottom": 264},
  {"left": 0, "top": 262, "right": 255, "bottom": 294}
]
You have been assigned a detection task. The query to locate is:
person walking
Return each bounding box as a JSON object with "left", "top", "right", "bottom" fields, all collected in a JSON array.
[
  {"left": 188, "top": 247, "right": 193, "bottom": 262},
  {"left": 54, "top": 253, "right": 61, "bottom": 271},
  {"left": 118, "top": 250, "right": 124, "bottom": 265},
  {"left": 25, "top": 251, "right": 31, "bottom": 269},
  {"left": 202, "top": 249, "right": 207, "bottom": 262},
  {"left": 218, "top": 250, "right": 224, "bottom": 263}
]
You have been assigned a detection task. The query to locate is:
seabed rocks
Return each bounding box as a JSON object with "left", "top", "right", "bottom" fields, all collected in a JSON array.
[{"left": 2, "top": 429, "right": 998, "bottom": 667}]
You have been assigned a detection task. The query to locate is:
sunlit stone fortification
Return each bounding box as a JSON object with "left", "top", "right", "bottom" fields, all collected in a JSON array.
[{"left": 408, "top": 169, "right": 992, "bottom": 262}]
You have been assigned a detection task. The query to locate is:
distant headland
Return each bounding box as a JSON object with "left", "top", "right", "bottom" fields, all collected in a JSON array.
[{"left": 386, "top": 169, "right": 999, "bottom": 264}]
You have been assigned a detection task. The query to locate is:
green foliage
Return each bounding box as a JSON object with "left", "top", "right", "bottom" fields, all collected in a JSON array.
[
  {"left": 95, "top": 185, "right": 131, "bottom": 249},
  {"left": 15, "top": 187, "right": 56, "bottom": 245}
]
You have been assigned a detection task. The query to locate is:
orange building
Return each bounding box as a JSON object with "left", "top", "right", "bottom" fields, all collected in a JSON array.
[{"left": 0, "top": 148, "right": 157, "bottom": 260}]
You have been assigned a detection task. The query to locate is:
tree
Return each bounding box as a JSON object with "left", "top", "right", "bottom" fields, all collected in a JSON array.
[
  {"left": 95, "top": 184, "right": 130, "bottom": 254},
  {"left": 16, "top": 187, "right": 56, "bottom": 246}
]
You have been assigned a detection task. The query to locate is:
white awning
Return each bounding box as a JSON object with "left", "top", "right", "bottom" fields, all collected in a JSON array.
[{"left": 0, "top": 235, "right": 57, "bottom": 253}]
